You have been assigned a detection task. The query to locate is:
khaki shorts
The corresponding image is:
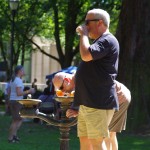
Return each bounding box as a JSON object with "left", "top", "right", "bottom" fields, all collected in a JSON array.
[
  {"left": 109, "top": 101, "right": 130, "bottom": 132},
  {"left": 77, "top": 105, "right": 115, "bottom": 139},
  {"left": 9, "top": 101, "right": 23, "bottom": 120}
]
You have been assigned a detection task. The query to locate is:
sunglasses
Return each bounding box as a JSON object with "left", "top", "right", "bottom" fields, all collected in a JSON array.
[{"left": 85, "top": 19, "right": 100, "bottom": 25}]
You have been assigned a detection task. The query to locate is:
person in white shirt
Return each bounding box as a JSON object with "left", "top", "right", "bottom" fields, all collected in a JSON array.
[{"left": 8, "top": 65, "right": 35, "bottom": 143}]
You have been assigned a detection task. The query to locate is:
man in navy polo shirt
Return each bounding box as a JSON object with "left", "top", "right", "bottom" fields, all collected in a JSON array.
[{"left": 74, "top": 8, "right": 119, "bottom": 150}]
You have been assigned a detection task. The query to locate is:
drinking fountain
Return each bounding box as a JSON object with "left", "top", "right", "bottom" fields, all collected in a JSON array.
[{"left": 18, "top": 96, "right": 77, "bottom": 150}]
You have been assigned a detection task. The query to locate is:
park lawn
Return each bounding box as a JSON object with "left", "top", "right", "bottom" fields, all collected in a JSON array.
[
  {"left": 0, "top": 106, "right": 150, "bottom": 150},
  {"left": 0, "top": 113, "right": 79, "bottom": 150},
  {"left": 118, "top": 134, "right": 150, "bottom": 150}
]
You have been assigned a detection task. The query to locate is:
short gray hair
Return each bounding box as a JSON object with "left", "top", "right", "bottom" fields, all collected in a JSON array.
[{"left": 88, "top": 9, "right": 110, "bottom": 28}]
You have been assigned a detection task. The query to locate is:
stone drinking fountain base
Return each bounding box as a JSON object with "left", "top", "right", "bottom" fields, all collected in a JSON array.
[{"left": 18, "top": 97, "right": 77, "bottom": 150}]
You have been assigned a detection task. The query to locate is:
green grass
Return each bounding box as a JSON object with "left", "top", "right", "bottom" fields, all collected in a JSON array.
[
  {"left": 118, "top": 134, "right": 150, "bottom": 150},
  {"left": 0, "top": 107, "right": 79, "bottom": 150},
  {"left": 0, "top": 105, "right": 150, "bottom": 150}
]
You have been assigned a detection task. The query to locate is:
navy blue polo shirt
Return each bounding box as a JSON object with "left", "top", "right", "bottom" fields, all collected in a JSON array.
[{"left": 74, "top": 33, "right": 119, "bottom": 110}]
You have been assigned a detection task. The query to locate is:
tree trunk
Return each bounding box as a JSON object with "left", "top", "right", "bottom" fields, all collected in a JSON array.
[
  {"left": 21, "top": 43, "right": 25, "bottom": 66},
  {"left": 116, "top": 0, "right": 150, "bottom": 132}
]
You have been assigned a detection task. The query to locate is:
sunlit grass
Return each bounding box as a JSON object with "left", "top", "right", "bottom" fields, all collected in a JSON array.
[
  {"left": 0, "top": 105, "right": 150, "bottom": 150},
  {"left": 0, "top": 105, "right": 79, "bottom": 150}
]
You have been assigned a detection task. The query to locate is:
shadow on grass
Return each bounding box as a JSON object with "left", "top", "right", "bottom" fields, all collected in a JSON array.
[{"left": 118, "top": 133, "right": 150, "bottom": 150}]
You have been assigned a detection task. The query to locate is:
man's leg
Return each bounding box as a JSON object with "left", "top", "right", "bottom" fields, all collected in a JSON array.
[
  {"left": 80, "top": 136, "right": 93, "bottom": 150},
  {"left": 79, "top": 136, "right": 107, "bottom": 150},
  {"left": 110, "top": 132, "right": 118, "bottom": 150},
  {"left": 104, "top": 137, "right": 111, "bottom": 150},
  {"left": 104, "top": 132, "right": 118, "bottom": 150},
  {"left": 89, "top": 137, "right": 106, "bottom": 150}
]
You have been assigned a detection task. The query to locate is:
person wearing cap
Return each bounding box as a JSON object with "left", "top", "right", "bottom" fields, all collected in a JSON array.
[{"left": 8, "top": 65, "right": 35, "bottom": 143}]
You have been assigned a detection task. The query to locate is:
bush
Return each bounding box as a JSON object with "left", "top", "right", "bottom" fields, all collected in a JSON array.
[{"left": 0, "top": 89, "right": 4, "bottom": 104}]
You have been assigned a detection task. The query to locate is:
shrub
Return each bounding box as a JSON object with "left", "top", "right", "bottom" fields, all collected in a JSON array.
[{"left": 0, "top": 89, "right": 4, "bottom": 104}]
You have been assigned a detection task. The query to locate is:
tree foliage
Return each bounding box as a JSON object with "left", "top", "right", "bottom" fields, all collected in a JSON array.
[{"left": 0, "top": 0, "right": 120, "bottom": 72}]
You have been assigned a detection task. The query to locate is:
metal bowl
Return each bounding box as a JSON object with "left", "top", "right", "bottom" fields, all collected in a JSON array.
[
  {"left": 54, "top": 96, "right": 74, "bottom": 103},
  {"left": 17, "top": 99, "right": 42, "bottom": 107}
]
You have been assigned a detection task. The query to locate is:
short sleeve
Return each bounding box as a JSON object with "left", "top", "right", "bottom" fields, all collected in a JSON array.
[
  {"left": 89, "top": 39, "right": 110, "bottom": 60},
  {"left": 15, "top": 78, "right": 23, "bottom": 87}
]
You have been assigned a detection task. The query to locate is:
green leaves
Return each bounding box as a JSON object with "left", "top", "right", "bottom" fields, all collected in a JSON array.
[{"left": 0, "top": 0, "right": 120, "bottom": 69}]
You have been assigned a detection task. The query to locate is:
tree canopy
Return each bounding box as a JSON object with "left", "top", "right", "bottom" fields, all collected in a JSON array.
[{"left": 0, "top": 0, "right": 121, "bottom": 72}]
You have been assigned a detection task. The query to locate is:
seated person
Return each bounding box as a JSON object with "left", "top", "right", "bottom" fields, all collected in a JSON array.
[
  {"left": 23, "top": 86, "right": 30, "bottom": 99},
  {"left": 38, "top": 81, "right": 55, "bottom": 114},
  {"left": 44, "top": 79, "right": 55, "bottom": 95}
]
